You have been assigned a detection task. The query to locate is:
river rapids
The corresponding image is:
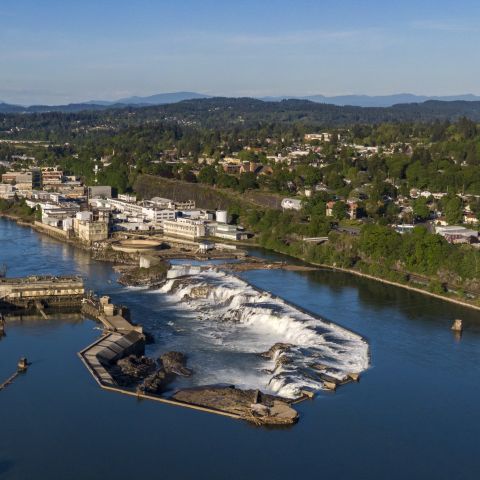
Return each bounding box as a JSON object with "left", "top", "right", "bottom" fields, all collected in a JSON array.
[{"left": 148, "top": 264, "right": 369, "bottom": 399}]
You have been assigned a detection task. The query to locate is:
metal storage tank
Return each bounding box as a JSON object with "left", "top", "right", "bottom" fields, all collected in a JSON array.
[{"left": 216, "top": 210, "right": 228, "bottom": 223}]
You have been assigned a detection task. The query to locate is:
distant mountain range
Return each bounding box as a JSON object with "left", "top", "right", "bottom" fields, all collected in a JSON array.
[
  {"left": 0, "top": 92, "right": 212, "bottom": 113},
  {"left": 259, "top": 93, "right": 480, "bottom": 107},
  {"left": 86, "top": 91, "right": 211, "bottom": 106},
  {"left": 98, "top": 92, "right": 480, "bottom": 108},
  {"left": 1, "top": 92, "right": 480, "bottom": 113}
]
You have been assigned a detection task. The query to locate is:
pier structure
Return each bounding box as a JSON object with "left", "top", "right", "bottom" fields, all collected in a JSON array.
[
  {"left": 81, "top": 294, "right": 143, "bottom": 334},
  {"left": 79, "top": 331, "right": 145, "bottom": 386},
  {"left": 0, "top": 275, "right": 85, "bottom": 312},
  {"left": 0, "top": 274, "right": 149, "bottom": 399},
  {"left": 0, "top": 272, "right": 143, "bottom": 338}
]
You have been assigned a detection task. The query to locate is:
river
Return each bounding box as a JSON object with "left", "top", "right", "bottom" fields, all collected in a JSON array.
[{"left": 1, "top": 218, "right": 480, "bottom": 479}]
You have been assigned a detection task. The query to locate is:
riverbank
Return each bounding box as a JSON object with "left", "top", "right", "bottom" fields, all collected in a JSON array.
[
  {"left": 0, "top": 211, "right": 35, "bottom": 227},
  {"left": 0, "top": 213, "right": 241, "bottom": 269},
  {"left": 4, "top": 211, "right": 479, "bottom": 312},
  {"left": 227, "top": 239, "right": 480, "bottom": 312},
  {"left": 312, "top": 263, "right": 480, "bottom": 312}
]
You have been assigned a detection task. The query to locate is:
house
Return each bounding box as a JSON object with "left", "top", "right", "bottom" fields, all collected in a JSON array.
[
  {"left": 222, "top": 163, "right": 241, "bottom": 175},
  {"left": 463, "top": 213, "right": 479, "bottom": 225},
  {"left": 304, "top": 133, "right": 336, "bottom": 142},
  {"left": 315, "top": 183, "right": 329, "bottom": 192},
  {"left": 347, "top": 201, "right": 358, "bottom": 220},
  {"left": 409, "top": 188, "right": 420, "bottom": 199},
  {"left": 435, "top": 226, "right": 479, "bottom": 244},
  {"left": 326, "top": 201, "right": 335, "bottom": 217}
]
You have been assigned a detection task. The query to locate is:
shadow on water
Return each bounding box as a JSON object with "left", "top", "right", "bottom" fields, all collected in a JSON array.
[
  {"left": 0, "top": 460, "right": 14, "bottom": 475},
  {"left": 248, "top": 246, "right": 480, "bottom": 329},
  {"left": 306, "top": 269, "right": 480, "bottom": 327}
]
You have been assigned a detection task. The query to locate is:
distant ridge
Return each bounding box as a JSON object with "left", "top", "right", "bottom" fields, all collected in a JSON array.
[
  {"left": 0, "top": 92, "right": 211, "bottom": 112},
  {"left": 0, "top": 92, "right": 480, "bottom": 114},
  {"left": 0, "top": 101, "right": 25, "bottom": 113},
  {"left": 1, "top": 98, "right": 480, "bottom": 126},
  {"left": 115, "top": 91, "right": 211, "bottom": 105},
  {"left": 3, "top": 92, "right": 480, "bottom": 111},
  {"left": 87, "top": 92, "right": 480, "bottom": 108},
  {"left": 259, "top": 93, "right": 480, "bottom": 107}
]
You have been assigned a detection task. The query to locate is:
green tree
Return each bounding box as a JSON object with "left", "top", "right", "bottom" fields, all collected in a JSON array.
[
  {"left": 444, "top": 196, "right": 463, "bottom": 225},
  {"left": 332, "top": 201, "right": 348, "bottom": 220},
  {"left": 198, "top": 165, "right": 217, "bottom": 185},
  {"left": 413, "top": 197, "right": 431, "bottom": 221},
  {"left": 238, "top": 173, "right": 258, "bottom": 192}
]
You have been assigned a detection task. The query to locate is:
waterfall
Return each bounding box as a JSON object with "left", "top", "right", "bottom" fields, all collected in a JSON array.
[{"left": 154, "top": 265, "right": 369, "bottom": 398}]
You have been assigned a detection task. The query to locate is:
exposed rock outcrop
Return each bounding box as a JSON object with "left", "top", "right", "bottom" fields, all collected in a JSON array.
[
  {"left": 92, "top": 246, "right": 138, "bottom": 265},
  {"left": 117, "top": 261, "right": 169, "bottom": 287},
  {"left": 260, "top": 343, "right": 294, "bottom": 371},
  {"left": 140, "top": 370, "right": 168, "bottom": 394},
  {"left": 110, "top": 351, "right": 192, "bottom": 390},
  {"left": 116, "top": 355, "right": 155, "bottom": 376},
  {"left": 189, "top": 286, "right": 211, "bottom": 299},
  {"left": 261, "top": 343, "right": 293, "bottom": 360},
  {"left": 172, "top": 386, "right": 298, "bottom": 426},
  {"left": 159, "top": 351, "right": 192, "bottom": 377}
]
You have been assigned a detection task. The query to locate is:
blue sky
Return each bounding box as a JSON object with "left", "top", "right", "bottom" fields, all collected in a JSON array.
[{"left": 1, "top": 0, "right": 480, "bottom": 104}]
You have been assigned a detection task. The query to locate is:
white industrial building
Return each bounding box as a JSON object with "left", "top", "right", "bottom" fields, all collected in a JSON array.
[{"left": 163, "top": 218, "right": 206, "bottom": 240}]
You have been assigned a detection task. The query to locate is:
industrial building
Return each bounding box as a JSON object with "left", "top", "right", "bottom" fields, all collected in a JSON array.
[{"left": 163, "top": 218, "right": 206, "bottom": 240}]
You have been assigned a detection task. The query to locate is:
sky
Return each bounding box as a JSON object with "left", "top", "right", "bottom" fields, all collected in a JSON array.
[{"left": 1, "top": 0, "right": 480, "bottom": 105}]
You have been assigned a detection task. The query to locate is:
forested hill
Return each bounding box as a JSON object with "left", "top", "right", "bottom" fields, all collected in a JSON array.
[
  {"left": 154, "top": 98, "right": 480, "bottom": 127},
  {"left": 2, "top": 98, "right": 480, "bottom": 136}
]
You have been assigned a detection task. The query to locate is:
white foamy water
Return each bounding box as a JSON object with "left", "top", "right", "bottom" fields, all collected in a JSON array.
[{"left": 152, "top": 264, "right": 369, "bottom": 399}]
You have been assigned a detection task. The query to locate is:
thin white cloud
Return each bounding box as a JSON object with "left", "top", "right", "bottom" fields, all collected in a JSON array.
[
  {"left": 411, "top": 19, "right": 477, "bottom": 33},
  {"left": 224, "top": 29, "right": 360, "bottom": 46},
  {"left": 0, "top": 49, "right": 58, "bottom": 62},
  {"left": 161, "top": 27, "right": 385, "bottom": 50}
]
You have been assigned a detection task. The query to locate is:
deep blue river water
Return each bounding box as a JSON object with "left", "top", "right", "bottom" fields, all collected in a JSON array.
[{"left": 1, "top": 218, "right": 480, "bottom": 480}]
